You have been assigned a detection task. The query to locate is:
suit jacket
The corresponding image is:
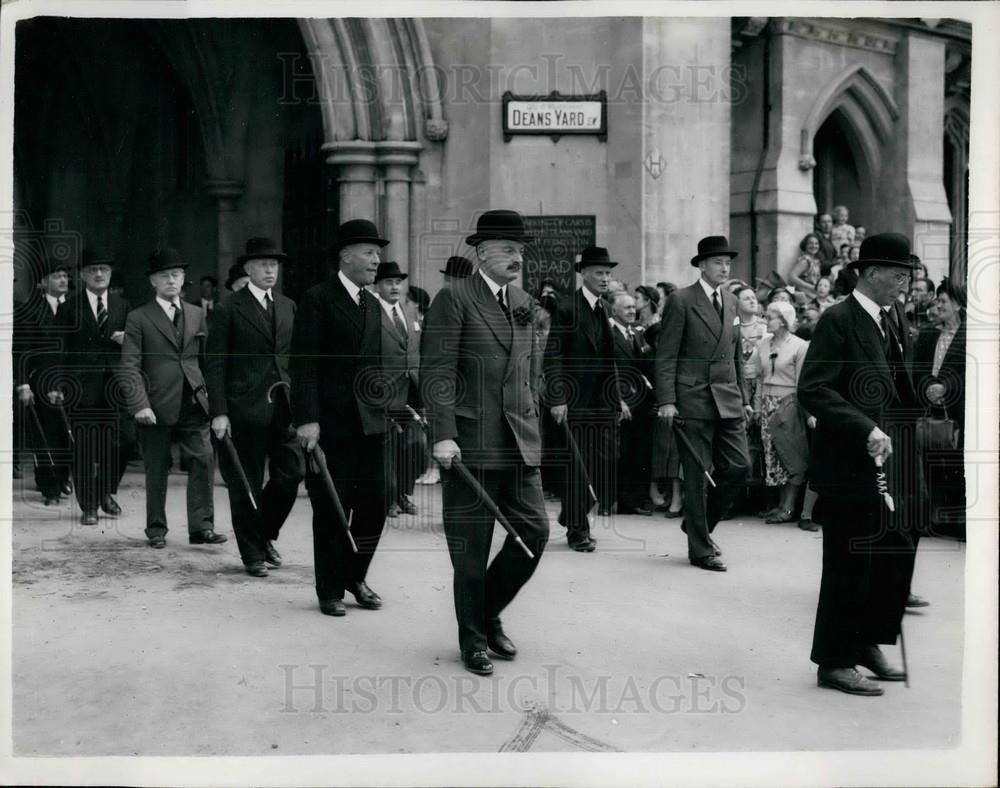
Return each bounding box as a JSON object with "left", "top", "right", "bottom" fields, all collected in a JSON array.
[
  {"left": 46, "top": 290, "right": 130, "bottom": 407},
  {"left": 121, "top": 300, "right": 209, "bottom": 425},
  {"left": 655, "top": 282, "right": 747, "bottom": 419},
  {"left": 377, "top": 299, "right": 421, "bottom": 413},
  {"left": 913, "top": 316, "right": 966, "bottom": 436},
  {"left": 420, "top": 274, "right": 542, "bottom": 466},
  {"left": 204, "top": 287, "right": 296, "bottom": 428},
  {"left": 289, "top": 276, "right": 386, "bottom": 438},
  {"left": 797, "top": 296, "right": 919, "bottom": 501},
  {"left": 543, "top": 289, "right": 619, "bottom": 413},
  {"left": 610, "top": 322, "right": 653, "bottom": 410},
  {"left": 13, "top": 292, "right": 63, "bottom": 388}
]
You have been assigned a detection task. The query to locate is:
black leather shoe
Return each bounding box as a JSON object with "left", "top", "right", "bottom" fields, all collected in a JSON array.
[
  {"left": 568, "top": 538, "right": 596, "bottom": 553},
  {"left": 246, "top": 561, "right": 269, "bottom": 577},
  {"left": 487, "top": 624, "right": 517, "bottom": 660},
  {"left": 386, "top": 503, "right": 400, "bottom": 518},
  {"left": 264, "top": 540, "right": 282, "bottom": 567},
  {"left": 817, "top": 666, "right": 884, "bottom": 696},
  {"left": 44, "top": 496, "right": 61, "bottom": 506},
  {"left": 350, "top": 581, "right": 383, "bottom": 609},
  {"left": 61, "top": 481, "right": 73, "bottom": 496},
  {"left": 620, "top": 504, "right": 653, "bottom": 516},
  {"left": 100, "top": 494, "right": 122, "bottom": 516},
  {"left": 80, "top": 510, "right": 98, "bottom": 526},
  {"left": 148, "top": 535, "right": 166, "bottom": 549},
  {"left": 189, "top": 530, "right": 228, "bottom": 545},
  {"left": 398, "top": 495, "right": 418, "bottom": 515},
  {"left": 690, "top": 555, "right": 727, "bottom": 572},
  {"left": 906, "top": 593, "right": 929, "bottom": 608},
  {"left": 798, "top": 517, "right": 819, "bottom": 532},
  {"left": 664, "top": 507, "right": 684, "bottom": 518},
  {"left": 709, "top": 537, "right": 722, "bottom": 557},
  {"left": 462, "top": 650, "right": 494, "bottom": 676},
  {"left": 856, "top": 645, "right": 906, "bottom": 681},
  {"left": 319, "top": 598, "right": 346, "bottom": 617}
]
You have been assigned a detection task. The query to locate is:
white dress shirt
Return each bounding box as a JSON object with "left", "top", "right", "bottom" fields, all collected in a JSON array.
[
  {"left": 84, "top": 288, "right": 107, "bottom": 321},
  {"left": 580, "top": 284, "right": 600, "bottom": 311},
  {"left": 478, "top": 269, "right": 507, "bottom": 305},
  {"left": 246, "top": 281, "right": 273, "bottom": 310},
  {"left": 156, "top": 295, "right": 182, "bottom": 321},
  {"left": 852, "top": 288, "right": 888, "bottom": 337},
  {"left": 338, "top": 270, "right": 364, "bottom": 306},
  {"left": 44, "top": 293, "right": 65, "bottom": 315}
]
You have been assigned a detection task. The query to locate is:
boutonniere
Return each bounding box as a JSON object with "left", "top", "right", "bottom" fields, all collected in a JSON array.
[
  {"left": 413, "top": 321, "right": 421, "bottom": 333},
  {"left": 511, "top": 303, "right": 534, "bottom": 327},
  {"left": 733, "top": 316, "right": 740, "bottom": 326}
]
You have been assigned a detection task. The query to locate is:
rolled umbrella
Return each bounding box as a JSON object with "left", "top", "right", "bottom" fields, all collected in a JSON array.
[
  {"left": 404, "top": 406, "right": 535, "bottom": 559},
  {"left": 309, "top": 444, "right": 358, "bottom": 554},
  {"left": 55, "top": 402, "right": 75, "bottom": 447},
  {"left": 672, "top": 418, "right": 716, "bottom": 488},
  {"left": 559, "top": 418, "right": 599, "bottom": 508},
  {"left": 25, "top": 400, "right": 55, "bottom": 467},
  {"left": 221, "top": 434, "right": 258, "bottom": 511},
  {"left": 875, "top": 454, "right": 907, "bottom": 686}
]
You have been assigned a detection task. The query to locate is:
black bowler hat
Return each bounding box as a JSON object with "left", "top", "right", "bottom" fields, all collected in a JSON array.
[
  {"left": 146, "top": 248, "right": 188, "bottom": 275},
  {"left": 224, "top": 261, "right": 249, "bottom": 290},
  {"left": 238, "top": 237, "right": 287, "bottom": 264},
  {"left": 79, "top": 247, "right": 114, "bottom": 270},
  {"left": 575, "top": 246, "right": 618, "bottom": 272},
  {"left": 374, "top": 261, "right": 408, "bottom": 283},
  {"left": 330, "top": 219, "right": 389, "bottom": 255},
  {"left": 691, "top": 235, "right": 739, "bottom": 267},
  {"left": 465, "top": 210, "right": 534, "bottom": 247},
  {"left": 440, "top": 255, "right": 474, "bottom": 278},
  {"left": 849, "top": 233, "right": 916, "bottom": 269},
  {"left": 44, "top": 256, "right": 73, "bottom": 275}
]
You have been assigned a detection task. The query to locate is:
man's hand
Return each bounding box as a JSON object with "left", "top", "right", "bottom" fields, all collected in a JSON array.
[
  {"left": 866, "top": 426, "right": 892, "bottom": 462},
  {"left": 211, "top": 415, "right": 231, "bottom": 440},
  {"left": 46, "top": 390, "right": 64, "bottom": 405},
  {"left": 619, "top": 401, "right": 632, "bottom": 422},
  {"left": 135, "top": 408, "right": 157, "bottom": 426},
  {"left": 16, "top": 385, "right": 33, "bottom": 405},
  {"left": 297, "top": 422, "right": 320, "bottom": 452},
  {"left": 925, "top": 382, "right": 946, "bottom": 405},
  {"left": 657, "top": 403, "right": 679, "bottom": 424},
  {"left": 433, "top": 439, "right": 461, "bottom": 469},
  {"left": 806, "top": 416, "right": 817, "bottom": 429},
  {"left": 550, "top": 404, "right": 568, "bottom": 425},
  {"left": 109, "top": 330, "right": 125, "bottom": 345},
  {"left": 743, "top": 404, "right": 754, "bottom": 421}
]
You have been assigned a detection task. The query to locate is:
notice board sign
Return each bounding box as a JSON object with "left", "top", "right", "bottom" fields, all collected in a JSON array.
[
  {"left": 521, "top": 215, "right": 596, "bottom": 298},
  {"left": 502, "top": 91, "right": 608, "bottom": 142}
]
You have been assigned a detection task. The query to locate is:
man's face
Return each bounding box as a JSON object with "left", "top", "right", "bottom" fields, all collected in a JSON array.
[
  {"left": 245, "top": 258, "right": 280, "bottom": 290},
  {"left": 911, "top": 280, "right": 933, "bottom": 307},
  {"left": 375, "top": 277, "right": 404, "bottom": 304},
  {"left": 44, "top": 270, "right": 69, "bottom": 297},
  {"left": 699, "top": 255, "right": 731, "bottom": 288},
  {"left": 150, "top": 267, "right": 186, "bottom": 300},
  {"left": 935, "top": 293, "right": 957, "bottom": 323},
  {"left": 833, "top": 207, "right": 849, "bottom": 224},
  {"left": 611, "top": 294, "right": 636, "bottom": 325},
  {"left": 818, "top": 214, "right": 833, "bottom": 234},
  {"left": 855, "top": 226, "right": 867, "bottom": 243},
  {"left": 477, "top": 239, "right": 524, "bottom": 285},
  {"left": 200, "top": 279, "right": 217, "bottom": 300},
  {"left": 867, "top": 265, "right": 911, "bottom": 306},
  {"left": 580, "top": 264, "right": 614, "bottom": 295},
  {"left": 541, "top": 284, "right": 556, "bottom": 299},
  {"left": 800, "top": 308, "right": 820, "bottom": 329},
  {"left": 340, "top": 243, "right": 382, "bottom": 287},
  {"left": 738, "top": 288, "right": 759, "bottom": 315},
  {"left": 80, "top": 264, "right": 111, "bottom": 294}
]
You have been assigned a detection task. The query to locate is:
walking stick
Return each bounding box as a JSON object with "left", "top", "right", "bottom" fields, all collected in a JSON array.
[
  {"left": 25, "top": 400, "right": 55, "bottom": 467},
  {"left": 309, "top": 444, "right": 358, "bottom": 553},
  {"left": 220, "top": 435, "right": 258, "bottom": 511},
  {"left": 405, "top": 406, "right": 535, "bottom": 559},
  {"left": 875, "top": 453, "right": 908, "bottom": 686},
  {"left": 55, "top": 401, "right": 75, "bottom": 447},
  {"left": 672, "top": 418, "right": 716, "bottom": 488},
  {"left": 559, "top": 418, "right": 600, "bottom": 508}
]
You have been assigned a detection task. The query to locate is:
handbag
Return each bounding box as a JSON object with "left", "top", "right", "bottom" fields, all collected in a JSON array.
[{"left": 916, "top": 407, "right": 959, "bottom": 451}]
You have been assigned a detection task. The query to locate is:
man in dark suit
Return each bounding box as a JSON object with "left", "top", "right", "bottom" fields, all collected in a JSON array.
[
  {"left": 440, "top": 255, "right": 474, "bottom": 286},
  {"left": 655, "top": 236, "right": 752, "bottom": 572},
  {"left": 290, "top": 219, "right": 390, "bottom": 617},
  {"left": 373, "top": 261, "right": 423, "bottom": 517},
  {"left": 421, "top": 209, "right": 549, "bottom": 676},
  {"left": 798, "top": 233, "right": 921, "bottom": 697},
  {"left": 14, "top": 257, "right": 72, "bottom": 505},
  {"left": 544, "top": 246, "right": 624, "bottom": 551},
  {"left": 44, "top": 250, "right": 135, "bottom": 523},
  {"left": 608, "top": 290, "right": 655, "bottom": 516},
  {"left": 205, "top": 237, "right": 304, "bottom": 577},
  {"left": 121, "top": 248, "right": 224, "bottom": 549}
]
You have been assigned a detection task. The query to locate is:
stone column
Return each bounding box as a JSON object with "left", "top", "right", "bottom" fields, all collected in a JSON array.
[
  {"left": 324, "top": 141, "right": 379, "bottom": 223},
  {"left": 409, "top": 169, "right": 427, "bottom": 286},
  {"left": 205, "top": 179, "right": 244, "bottom": 284},
  {"left": 376, "top": 141, "right": 422, "bottom": 270}
]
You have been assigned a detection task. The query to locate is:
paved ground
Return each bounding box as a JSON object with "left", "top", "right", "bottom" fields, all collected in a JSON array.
[{"left": 10, "top": 468, "right": 965, "bottom": 757}]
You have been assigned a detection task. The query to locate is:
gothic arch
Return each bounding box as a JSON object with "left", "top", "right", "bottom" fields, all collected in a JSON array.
[{"left": 801, "top": 64, "right": 899, "bottom": 177}]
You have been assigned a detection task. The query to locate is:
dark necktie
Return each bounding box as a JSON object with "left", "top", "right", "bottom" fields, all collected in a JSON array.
[
  {"left": 498, "top": 288, "right": 511, "bottom": 322},
  {"left": 357, "top": 290, "right": 367, "bottom": 313},
  {"left": 170, "top": 302, "right": 183, "bottom": 343},
  {"left": 96, "top": 294, "right": 108, "bottom": 335},
  {"left": 712, "top": 290, "right": 723, "bottom": 322},
  {"left": 263, "top": 292, "right": 271, "bottom": 313},
  {"left": 392, "top": 305, "right": 408, "bottom": 337}
]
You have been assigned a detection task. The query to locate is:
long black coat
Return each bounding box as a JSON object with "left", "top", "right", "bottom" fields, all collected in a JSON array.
[{"left": 913, "top": 317, "right": 966, "bottom": 440}]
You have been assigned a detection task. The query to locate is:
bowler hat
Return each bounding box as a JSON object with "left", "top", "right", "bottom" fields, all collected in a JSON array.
[
  {"left": 79, "top": 247, "right": 114, "bottom": 269},
  {"left": 330, "top": 219, "right": 389, "bottom": 255},
  {"left": 755, "top": 270, "right": 788, "bottom": 291},
  {"left": 224, "top": 261, "right": 248, "bottom": 291},
  {"left": 575, "top": 246, "right": 618, "bottom": 272},
  {"left": 691, "top": 235, "right": 739, "bottom": 267},
  {"left": 238, "top": 237, "right": 287, "bottom": 264},
  {"left": 465, "top": 210, "right": 534, "bottom": 247},
  {"left": 45, "top": 256, "right": 74, "bottom": 276},
  {"left": 849, "top": 233, "right": 916, "bottom": 269},
  {"left": 146, "top": 248, "right": 188, "bottom": 275},
  {"left": 440, "top": 255, "right": 474, "bottom": 278},
  {"left": 374, "top": 261, "right": 408, "bottom": 282}
]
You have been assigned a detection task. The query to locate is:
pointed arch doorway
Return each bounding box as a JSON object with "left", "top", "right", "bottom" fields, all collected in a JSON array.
[{"left": 812, "top": 110, "right": 872, "bottom": 231}]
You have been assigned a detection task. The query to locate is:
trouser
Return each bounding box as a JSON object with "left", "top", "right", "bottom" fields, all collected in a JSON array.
[
  {"left": 384, "top": 418, "right": 423, "bottom": 506},
  {"left": 31, "top": 399, "right": 70, "bottom": 498},
  {"left": 556, "top": 412, "right": 616, "bottom": 543},
  {"left": 218, "top": 414, "right": 304, "bottom": 565},
  {"left": 810, "top": 496, "right": 916, "bottom": 667},
  {"left": 304, "top": 433, "right": 387, "bottom": 602},
  {"left": 138, "top": 398, "right": 214, "bottom": 538},
  {"left": 676, "top": 416, "right": 750, "bottom": 560},
  {"left": 617, "top": 403, "right": 653, "bottom": 509},
  {"left": 442, "top": 463, "right": 549, "bottom": 655},
  {"left": 69, "top": 406, "right": 135, "bottom": 512}
]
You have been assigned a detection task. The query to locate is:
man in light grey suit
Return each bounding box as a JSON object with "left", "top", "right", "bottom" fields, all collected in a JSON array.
[
  {"left": 373, "top": 261, "right": 423, "bottom": 517},
  {"left": 655, "top": 236, "right": 752, "bottom": 571}
]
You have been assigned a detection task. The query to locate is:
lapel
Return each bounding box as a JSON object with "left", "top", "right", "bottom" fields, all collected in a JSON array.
[
  {"left": 274, "top": 293, "right": 294, "bottom": 345},
  {"left": 470, "top": 274, "right": 513, "bottom": 352},
  {"left": 77, "top": 293, "right": 98, "bottom": 335},
  {"left": 233, "top": 288, "right": 274, "bottom": 343},
  {"left": 611, "top": 323, "right": 632, "bottom": 359},
  {"left": 380, "top": 300, "right": 408, "bottom": 348},
  {"left": 576, "top": 289, "right": 603, "bottom": 352},
  {"left": 331, "top": 275, "right": 363, "bottom": 333},
  {"left": 506, "top": 286, "right": 532, "bottom": 379},
  {"left": 691, "top": 282, "right": 722, "bottom": 339},
  {"left": 848, "top": 297, "right": 892, "bottom": 376},
  {"left": 180, "top": 302, "right": 201, "bottom": 349},
  {"left": 147, "top": 300, "right": 181, "bottom": 348}
]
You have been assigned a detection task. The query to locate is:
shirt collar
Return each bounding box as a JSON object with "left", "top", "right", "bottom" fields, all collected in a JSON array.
[
  {"left": 580, "top": 285, "right": 600, "bottom": 310},
  {"left": 376, "top": 294, "right": 403, "bottom": 317},
  {"left": 478, "top": 269, "right": 506, "bottom": 300},
  {"left": 44, "top": 293, "right": 65, "bottom": 309},
  {"left": 338, "top": 269, "right": 363, "bottom": 304},
  {"left": 852, "top": 288, "right": 886, "bottom": 330},
  {"left": 246, "top": 281, "right": 272, "bottom": 307},
  {"left": 698, "top": 277, "right": 719, "bottom": 301},
  {"left": 156, "top": 295, "right": 180, "bottom": 314},
  {"left": 613, "top": 319, "right": 631, "bottom": 339}
]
